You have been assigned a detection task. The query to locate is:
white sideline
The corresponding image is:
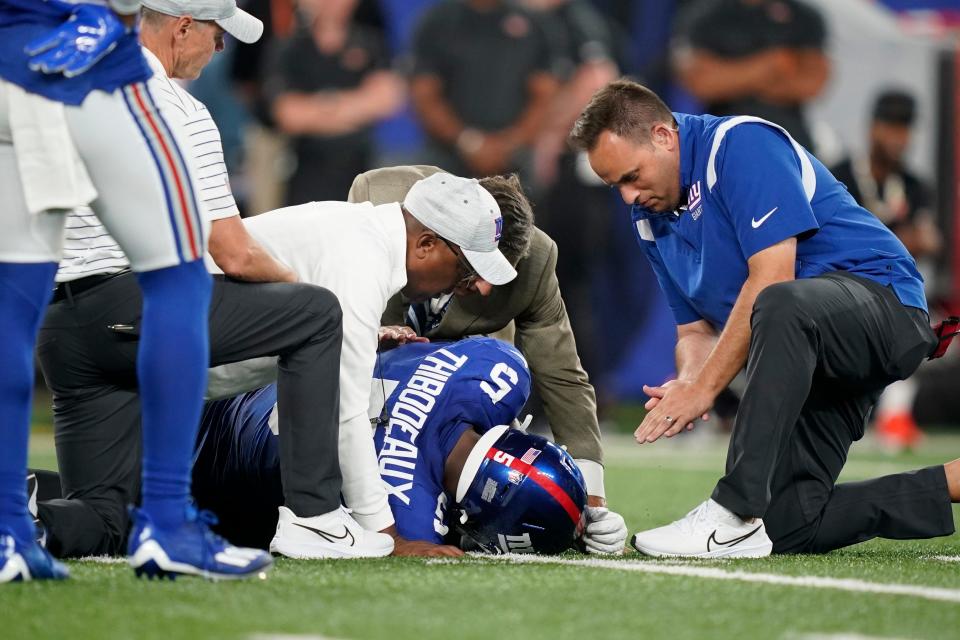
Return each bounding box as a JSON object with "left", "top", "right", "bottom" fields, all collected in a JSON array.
[
  {"left": 496, "top": 554, "right": 960, "bottom": 604},
  {"left": 75, "top": 555, "right": 127, "bottom": 564},
  {"left": 784, "top": 634, "right": 912, "bottom": 640},
  {"left": 250, "top": 635, "right": 344, "bottom": 640},
  {"left": 931, "top": 555, "right": 960, "bottom": 563}
]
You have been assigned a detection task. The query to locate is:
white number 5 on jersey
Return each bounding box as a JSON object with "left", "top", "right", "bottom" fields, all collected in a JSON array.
[{"left": 480, "top": 362, "right": 519, "bottom": 404}]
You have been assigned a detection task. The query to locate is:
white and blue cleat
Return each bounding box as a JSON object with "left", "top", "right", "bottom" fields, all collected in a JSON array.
[
  {"left": 128, "top": 506, "right": 273, "bottom": 581},
  {"left": 0, "top": 530, "right": 69, "bottom": 583}
]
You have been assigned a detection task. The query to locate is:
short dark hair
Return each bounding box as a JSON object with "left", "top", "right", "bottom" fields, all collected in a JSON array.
[
  {"left": 872, "top": 89, "right": 916, "bottom": 126},
  {"left": 569, "top": 79, "right": 676, "bottom": 151},
  {"left": 479, "top": 174, "right": 534, "bottom": 265}
]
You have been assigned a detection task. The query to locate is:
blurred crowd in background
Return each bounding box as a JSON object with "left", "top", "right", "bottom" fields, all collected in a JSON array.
[{"left": 182, "top": 0, "right": 960, "bottom": 445}]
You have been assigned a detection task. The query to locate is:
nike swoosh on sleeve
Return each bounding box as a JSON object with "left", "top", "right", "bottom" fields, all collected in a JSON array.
[{"left": 751, "top": 207, "right": 778, "bottom": 229}]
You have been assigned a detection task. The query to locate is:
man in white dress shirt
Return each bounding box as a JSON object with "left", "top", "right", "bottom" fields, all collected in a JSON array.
[
  {"left": 207, "top": 172, "right": 528, "bottom": 556},
  {"left": 33, "top": 0, "right": 393, "bottom": 560}
]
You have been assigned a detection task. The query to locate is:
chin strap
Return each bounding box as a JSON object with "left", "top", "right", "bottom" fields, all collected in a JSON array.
[{"left": 929, "top": 316, "right": 960, "bottom": 360}]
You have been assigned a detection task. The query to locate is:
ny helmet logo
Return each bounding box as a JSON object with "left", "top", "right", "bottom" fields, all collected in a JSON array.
[
  {"left": 494, "top": 217, "right": 503, "bottom": 242},
  {"left": 497, "top": 532, "right": 533, "bottom": 553}
]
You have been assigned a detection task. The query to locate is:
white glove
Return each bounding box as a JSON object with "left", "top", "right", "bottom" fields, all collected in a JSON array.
[{"left": 583, "top": 506, "right": 627, "bottom": 554}]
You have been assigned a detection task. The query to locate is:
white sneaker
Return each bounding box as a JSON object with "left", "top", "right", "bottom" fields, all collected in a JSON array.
[
  {"left": 630, "top": 498, "right": 772, "bottom": 559},
  {"left": 269, "top": 506, "right": 395, "bottom": 559}
]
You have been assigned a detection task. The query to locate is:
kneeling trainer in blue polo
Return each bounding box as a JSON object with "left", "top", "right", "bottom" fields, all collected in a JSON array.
[{"left": 632, "top": 113, "right": 926, "bottom": 329}]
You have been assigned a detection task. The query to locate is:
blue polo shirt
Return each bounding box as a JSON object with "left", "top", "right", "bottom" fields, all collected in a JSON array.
[{"left": 632, "top": 113, "right": 927, "bottom": 329}]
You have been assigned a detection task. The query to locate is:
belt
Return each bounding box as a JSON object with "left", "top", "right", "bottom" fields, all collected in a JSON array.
[{"left": 51, "top": 269, "right": 131, "bottom": 304}]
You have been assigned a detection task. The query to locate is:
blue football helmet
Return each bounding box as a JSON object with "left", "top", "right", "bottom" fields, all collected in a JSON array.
[{"left": 455, "top": 425, "right": 587, "bottom": 555}]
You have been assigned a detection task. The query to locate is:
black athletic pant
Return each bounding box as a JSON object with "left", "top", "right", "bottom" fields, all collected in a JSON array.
[
  {"left": 712, "top": 272, "right": 954, "bottom": 553},
  {"left": 35, "top": 272, "right": 342, "bottom": 558}
]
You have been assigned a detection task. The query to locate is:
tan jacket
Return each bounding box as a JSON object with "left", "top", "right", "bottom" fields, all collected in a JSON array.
[{"left": 348, "top": 165, "right": 604, "bottom": 474}]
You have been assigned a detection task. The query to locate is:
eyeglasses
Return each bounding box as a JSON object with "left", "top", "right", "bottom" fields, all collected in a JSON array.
[{"left": 440, "top": 237, "right": 479, "bottom": 289}]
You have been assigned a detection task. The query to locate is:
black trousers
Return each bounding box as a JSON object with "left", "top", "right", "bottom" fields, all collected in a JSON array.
[
  {"left": 35, "top": 272, "right": 343, "bottom": 558},
  {"left": 712, "top": 272, "right": 954, "bottom": 553}
]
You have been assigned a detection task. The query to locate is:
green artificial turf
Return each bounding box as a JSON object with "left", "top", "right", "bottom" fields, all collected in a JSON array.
[{"left": 6, "top": 419, "right": 959, "bottom": 640}]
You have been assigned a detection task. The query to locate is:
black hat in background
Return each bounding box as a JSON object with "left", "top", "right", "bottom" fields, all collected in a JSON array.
[{"left": 872, "top": 90, "right": 916, "bottom": 126}]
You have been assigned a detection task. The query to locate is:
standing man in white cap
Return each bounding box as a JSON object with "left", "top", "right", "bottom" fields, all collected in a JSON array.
[
  {"left": 31, "top": 0, "right": 394, "bottom": 565},
  {"left": 142, "top": 0, "right": 265, "bottom": 47},
  {"left": 0, "top": 0, "right": 275, "bottom": 582},
  {"left": 206, "top": 173, "right": 528, "bottom": 556}
]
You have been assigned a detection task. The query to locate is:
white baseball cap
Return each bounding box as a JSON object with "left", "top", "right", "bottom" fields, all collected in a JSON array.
[
  {"left": 404, "top": 173, "right": 517, "bottom": 286},
  {"left": 141, "top": 0, "right": 264, "bottom": 44}
]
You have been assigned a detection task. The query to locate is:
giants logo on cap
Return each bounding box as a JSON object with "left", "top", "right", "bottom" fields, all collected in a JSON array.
[{"left": 494, "top": 217, "right": 503, "bottom": 242}]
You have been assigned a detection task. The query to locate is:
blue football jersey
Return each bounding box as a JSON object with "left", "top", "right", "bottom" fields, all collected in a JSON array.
[
  {"left": 0, "top": 0, "right": 151, "bottom": 105},
  {"left": 194, "top": 384, "right": 280, "bottom": 491},
  {"left": 372, "top": 337, "right": 532, "bottom": 543}
]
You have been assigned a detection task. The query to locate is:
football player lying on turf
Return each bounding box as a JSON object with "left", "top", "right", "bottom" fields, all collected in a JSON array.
[{"left": 190, "top": 337, "right": 592, "bottom": 556}]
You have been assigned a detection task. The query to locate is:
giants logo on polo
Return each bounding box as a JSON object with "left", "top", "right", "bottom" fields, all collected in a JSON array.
[
  {"left": 494, "top": 217, "right": 503, "bottom": 242},
  {"left": 687, "top": 181, "right": 703, "bottom": 220}
]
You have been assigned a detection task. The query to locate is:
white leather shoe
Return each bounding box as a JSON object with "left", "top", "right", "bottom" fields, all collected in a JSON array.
[
  {"left": 631, "top": 498, "right": 772, "bottom": 559},
  {"left": 269, "top": 506, "right": 394, "bottom": 559}
]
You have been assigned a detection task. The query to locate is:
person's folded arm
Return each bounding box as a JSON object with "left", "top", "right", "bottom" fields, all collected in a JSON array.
[
  {"left": 208, "top": 215, "right": 298, "bottom": 283},
  {"left": 410, "top": 73, "right": 466, "bottom": 146}
]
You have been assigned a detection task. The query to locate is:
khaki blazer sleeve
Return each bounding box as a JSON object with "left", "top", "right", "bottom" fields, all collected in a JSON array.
[
  {"left": 380, "top": 292, "right": 407, "bottom": 326},
  {"left": 514, "top": 237, "right": 603, "bottom": 465},
  {"left": 347, "top": 165, "right": 445, "bottom": 206}
]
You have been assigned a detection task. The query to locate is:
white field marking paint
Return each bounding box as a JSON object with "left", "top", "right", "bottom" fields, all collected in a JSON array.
[
  {"left": 75, "top": 555, "right": 127, "bottom": 564},
  {"left": 494, "top": 555, "right": 960, "bottom": 604},
  {"left": 249, "top": 635, "right": 346, "bottom": 640},
  {"left": 784, "top": 634, "right": 913, "bottom": 640},
  {"left": 931, "top": 556, "right": 960, "bottom": 563}
]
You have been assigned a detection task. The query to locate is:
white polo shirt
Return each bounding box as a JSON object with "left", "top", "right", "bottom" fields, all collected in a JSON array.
[{"left": 207, "top": 200, "right": 408, "bottom": 532}]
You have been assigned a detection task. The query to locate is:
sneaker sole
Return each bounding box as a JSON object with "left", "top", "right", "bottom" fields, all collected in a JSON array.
[
  {"left": 631, "top": 536, "right": 772, "bottom": 559},
  {"left": 0, "top": 554, "right": 30, "bottom": 583},
  {"left": 268, "top": 536, "right": 393, "bottom": 560},
  {"left": 129, "top": 540, "right": 272, "bottom": 581},
  {"left": 0, "top": 553, "right": 68, "bottom": 582}
]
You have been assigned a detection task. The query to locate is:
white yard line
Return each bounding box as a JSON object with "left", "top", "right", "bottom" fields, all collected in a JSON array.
[
  {"left": 249, "top": 635, "right": 345, "bottom": 640},
  {"left": 74, "top": 555, "right": 128, "bottom": 564},
  {"left": 931, "top": 555, "right": 960, "bottom": 563},
  {"left": 784, "top": 634, "right": 913, "bottom": 640},
  {"left": 495, "top": 555, "right": 960, "bottom": 604}
]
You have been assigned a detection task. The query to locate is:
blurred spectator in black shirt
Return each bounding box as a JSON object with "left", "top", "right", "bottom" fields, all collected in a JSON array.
[
  {"left": 832, "top": 90, "right": 942, "bottom": 452},
  {"left": 831, "top": 89, "right": 941, "bottom": 261},
  {"left": 506, "top": 0, "right": 619, "bottom": 384},
  {"left": 232, "top": 0, "right": 386, "bottom": 126},
  {"left": 231, "top": 0, "right": 298, "bottom": 125},
  {"left": 520, "top": 0, "right": 619, "bottom": 189},
  {"left": 265, "top": 0, "right": 404, "bottom": 204},
  {"left": 673, "top": 0, "right": 829, "bottom": 152},
  {"left": 410, "top": 0, "right": 559, "bottom": 178}
]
